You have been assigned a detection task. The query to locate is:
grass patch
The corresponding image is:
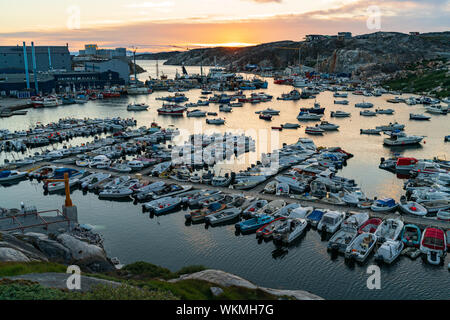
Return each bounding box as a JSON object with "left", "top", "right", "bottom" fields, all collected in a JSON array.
[
  {"left": 0, "top": 279, "right": 68, "bottom": 300},
  {"left": 119, "top": 261, "right": 206, "bottom": 280},
  {"left": 140, "top": 279, "right": 279, "bottom": 300},
  {"left": 68, "top": 284, "right": 179, "bottom": 300},
  {"left": 0, "top": 262, "right": 67, "bottom": 277}
]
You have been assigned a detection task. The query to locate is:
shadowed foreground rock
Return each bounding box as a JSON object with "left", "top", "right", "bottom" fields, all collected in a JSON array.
[{"left": 169, "top": 269, "right": 323, "bottom": 300}]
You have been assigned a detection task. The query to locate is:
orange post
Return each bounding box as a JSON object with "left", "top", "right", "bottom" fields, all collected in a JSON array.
[{"left": 44, "top": 172, "right": 73, "bottom": 207}]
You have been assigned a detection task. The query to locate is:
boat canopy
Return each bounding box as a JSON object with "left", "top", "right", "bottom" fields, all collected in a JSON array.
[
  {"left": 396, "top": 157, "right": 418, "bottom": 166},
  {"left": 422, "top": 228, "right": 446, "bottom": 250},
  {"left": 0, "top": 171, "right": 12, "bottom": 178},
  {"left": 376, "top": 198, "right": 396, "bottom": 207}
]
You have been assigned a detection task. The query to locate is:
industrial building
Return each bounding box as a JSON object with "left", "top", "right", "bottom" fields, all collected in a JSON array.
[
  {"left": 78, "top": 44, "right": 127, "bottom": 59},
  {"left": 0, "top": 44, "right": 71, "bottom": 73}
]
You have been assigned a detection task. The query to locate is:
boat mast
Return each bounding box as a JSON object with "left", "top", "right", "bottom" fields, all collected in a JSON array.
[
  {"left": 156, "top": 59, "right": 159, "bottom": 80},
  {"left": 133, "top": 47, "right": 137, "bottom": 85}
]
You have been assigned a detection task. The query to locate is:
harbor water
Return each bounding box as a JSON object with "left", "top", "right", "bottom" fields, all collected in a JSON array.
[{"left": 0, "top": 60, "right": 449, "bottom": 299}]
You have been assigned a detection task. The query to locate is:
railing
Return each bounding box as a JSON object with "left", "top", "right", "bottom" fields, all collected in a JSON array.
[{"left": 0, "top": 209, "right": 71, "bottom": 232}]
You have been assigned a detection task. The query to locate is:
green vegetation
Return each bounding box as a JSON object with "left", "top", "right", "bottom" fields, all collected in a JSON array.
[
  {"left": 383, "top": 59, "right": 449, "bottom": 98},
  {"left": 0, "top": 262, "right": 67, "bottom": 277},
  {"left": 0, "top": 279, "right": 68, "bottom": 300},
  {"left": 0, "top": 261, "right": 283, "bottom": 300}
]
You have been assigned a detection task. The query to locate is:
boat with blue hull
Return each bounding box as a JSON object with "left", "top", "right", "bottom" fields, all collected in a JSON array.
[{"left": 235, "top": 215, "right": 274, "bottom": 233}]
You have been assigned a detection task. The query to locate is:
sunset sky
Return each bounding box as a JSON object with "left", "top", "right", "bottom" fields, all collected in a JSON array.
[{"left": 0, "top": 0, "right": 448, "bottom": 52}]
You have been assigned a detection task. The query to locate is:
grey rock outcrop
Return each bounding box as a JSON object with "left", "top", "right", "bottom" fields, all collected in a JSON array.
[{"left": 170, "top": 269, "right": 323, "bottom": 300}]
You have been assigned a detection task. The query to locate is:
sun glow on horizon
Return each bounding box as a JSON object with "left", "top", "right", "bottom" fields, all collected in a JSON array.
[{"left": 191, "top": 42, "right": 257, "bottom": 48}]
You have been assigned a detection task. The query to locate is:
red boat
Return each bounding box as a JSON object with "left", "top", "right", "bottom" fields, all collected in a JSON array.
[
  {"left": 358, "top": 218, "right": 382, "bottom": 234},
  {"left": 272, "top": 127, "right": 283, "bottom": 131},
  {"left": 395, "top": 157, "right": 418, "bottom": 172},
  {"left": 102, "top": 91, "right": 121, "bottom": 98},
  {"left": 256, "top": 217, "right": 286, "bottom": 239},
  {"left": 420, "top": 228, "right": 447, "bottom": 265}
]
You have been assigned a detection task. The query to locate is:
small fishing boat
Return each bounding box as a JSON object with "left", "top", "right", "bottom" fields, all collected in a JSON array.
[
  {"left": 358, "top": 218, "right": 382, "bottom": 234},
  {"left": 383, "top": 132, "right": 424, "bottom": 146},
  {"left": 206, "top": 207, "right": 242, "bottom": 226},
  {"left": 420, "top": 200, "right": 450, "bottom": 213},
  {"left": 259, "top": 114, "right": 272, "bottom": 121},
  {"left": 318, "top": 121, "right": 339, "bottom": 131},
  {"left": 143, "top": 196, "right": 182, "bottom": 215},
  {"left": 409, "top": 113, "right": 430, "bottom": 120},
  {"left": 305, "top": 126, "right": 324, "bottom": 135},
  {"left": 401, "top": 224, "right": 421, "bottom": 247},
  {"left": 206, "top": 118, "right": 225, "bottom": 125},
  {"left": 281, "top": 123, "right": 300, "bottom": 129},
  {"left": 211, "top": 172, "right": 234, "bottom": 187},
  {"left": 257, "top": 200, "right": 286, "bottom": 216},
  {"left": 330, "top": 111, "right": 350, "bottom": 118},
  {"left": 420, "top": 228, "right": 447, "bottom": 265},
  {"left": 360, "top": 110, "right": 377, "bottom": 117},
  {"left": 341, "top": 212, "right": 369, "bottom": 229},
  {"left": 360, "top": 128, "right": 381, "bottom": 135},
  {"left": 275, "top": 182, "right": 290, "bottom": 196},
  {"left": 0, "top": 170, "right": 27, "bottom": 183},
  {"left": 371, "top": 198, "right": 398, "bottom": 212},
  {"left": 127, "top": 103, "right": 149, "bottom": 111},
  {"left": 399, "top": 201, "right": 427, "bottom": 216},
  {"left": 80, "top": 172, "right": 111, "bottom": 190},
  {"left": 306, "top": 210, "right": 325, "bottom": 227},
  {"left": 297, "top": 111, "right": 322, "bottom": 121},
  {"left": 437, "top": 210, "right": 450, "bottom": 222},
  {"left": 374, "top": 218, "right": 404, "bottom": 242},
  {"left": 374, "top": 240, "right": 404, "bottom": 264},
  {"left": 186, "top": 202, "right": 227, "bottom": 223},
  {"left": 151, "top": 184, "right": 192, "bottom": 200},
  {"left": 235, "top": 214, "right": 274, "bottom": 233},
  {"left": 345, "top": 233, "right": 377, "bottom": 262},
  {"left": 256, "top": 217, "right": 287, "bottom": 239},
  {"left": 328, "top": 227, "right": 358, "bottom": 253},
  {"left": 273, "top": 218, "right": 308, "bottom": 244},
  {"left": 242, "top": 199, "right": 268, "bottom": 218},
  {"left": 317, "top": 211, "right": 346, "bottom": 234},
  {"left": 219, "top": 105, "right": 232, "bottom": 112},
  {"left": 376, "top": 109, "right": 394, "bottom": 115}
]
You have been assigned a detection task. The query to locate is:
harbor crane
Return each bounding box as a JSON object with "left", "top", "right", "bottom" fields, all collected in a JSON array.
[{"left": 44, "top": 173, "right": 73, "bottom": 207}]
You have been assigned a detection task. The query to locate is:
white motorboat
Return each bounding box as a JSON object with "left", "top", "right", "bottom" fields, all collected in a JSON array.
[
  {"left": 110, "top": 163, "right": 132, "bottom": 173},
  {"left": 273, "top": 218, "right": 308, "bottom": 244},
  {"left": 127, "top": 103, "right": 149, "bottom": 111},
  {"left": 233, "top": 175, "right": 268, "bottom": 190},
  {"left": 376, "top": 122, "right": 405, "bottom": 131},
  {"left": 341, "top": 212, "right": 369, "bottom": 229},
  {"left": 187, "top": 109, "right": 207, "bottom": 117},
  {"left": 281, "top": 123, "right": 300, "bottom": 129},
  {"left": 219, "top": 105, "right": 232, "bottom": 112},
  {"left": 135, "top": 181, "right": 166, "bottom": 200},
  {"left": 355, "top": 102, "right": 374, "bottom": 108},
  {"left": 275, "top": 175, "right": 307, "bottom": 193},
  {"left": 80, "top": 172, "right": 111, "bottom": 190},
  {"left": 305, "top": 126, "right": 324, "bottom": 135},
  {"left": 376, "top": 109, "right": 394, "bottom": 115},
  {"left": 360, "top": 110, "right": 377, "bottom": 117},
  {"left": 257, "top": 108, "right": 280, "bottom": 115},
  {"left": 317, "top": 211, "right": 346, "bottom": 234},
  {"left": 297, "top": 112, "right": 322, "bottom": 121},
  {"left": 211, "top": 173, "right": 233, "bottom": 187},
  {"left": 143, "top": 196, "right": 182, "bottom": 215},
  {"left": 374, "top": 240, "right": 404, "bottom": 264},
  {"left": 89, "top": 155, "right": 111, "bottom": 169},
  {"left": 263, "top": 181, "right": 277, "bottom": 194},
  {"left": 318, "top": 121, "right": 339, "bottom": 131},
  {"left": 399, "top": 201, "right": 427, "bottom": 216},
  {"left": 345, "top": 233, "right": 377, "bottom": 262},
  {"left": 257, "top": 200, "right": 286, "bottom": 216},
  {"left": 409, "top": 113, "right": 431, "bottom": 120},
  {"left": 275, "top": 182, "right": 290, "bottom": 196},
  {"left": 383, "top": 133, "right": 424, "bottom": 146},
  {"left": 334, "top": 100, "right": 349, "bottom": 105},
  {"left": 242, "top": 199, "right": 268, "bottom": 218},
  {"left": 360, "top": 128, "right": 381, "bottom": 135},
  {"left": 206, "top": 207, "right": 242, "bottom": 225},
  {"left": 420, "top": 200, "right": 450, "bottom": 213},
  {"left": 330, "top": 111, "right": 350, "bottom": 118},
  {"left": 328, "top": 227, "right": 358, "bottom": 253},
  {"left": 425, "top": 104, "right": 448, "bottom": 114},
  {"left": 374, "top": 218, "right": 404, "bottom": 242},
  {"left": 436, "top": 210, "right": 450, "bottom": 222},
  {"left": 206, "top": 118, "right": 225, "bottom": 125},
  {"left": 128, "top": 160, "right": 145, "bottom": 171},
  {"left": 151, "top": 161, "right": 172, "bottom": 176}
]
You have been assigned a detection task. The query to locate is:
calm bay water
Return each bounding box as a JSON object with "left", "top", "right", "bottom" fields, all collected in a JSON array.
[{"left": 0, "top": 60, "right": 449, "bottom": 299}]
